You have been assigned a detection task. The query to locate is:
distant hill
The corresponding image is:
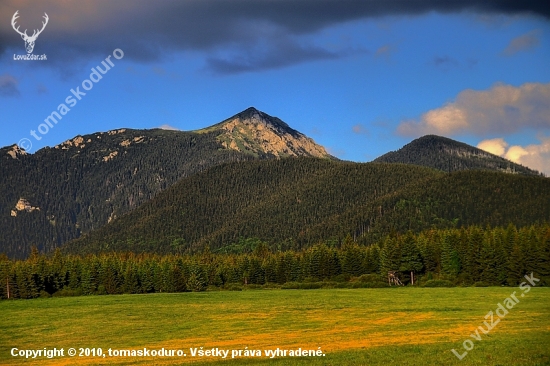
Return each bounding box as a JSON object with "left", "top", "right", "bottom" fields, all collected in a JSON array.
[
  {"left": 0, "top": 108, "right": 331, "bottom": 259},
  {"left": 374, "top": 135, "right": 542, "bottom": 176},
  {"left": 65, "top": 158, "right": 550, "bottom": 255}
]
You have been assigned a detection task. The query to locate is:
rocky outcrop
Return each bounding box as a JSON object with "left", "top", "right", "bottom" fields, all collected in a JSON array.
[
  {"left": 6, "top": 145, "right": 28, "bottom": 159},
  {"left": 11, "top": 198, "right": 40, "bottom": 217},
  {"left": 200, "top": 107, "right": 331, "bottom": 159}
]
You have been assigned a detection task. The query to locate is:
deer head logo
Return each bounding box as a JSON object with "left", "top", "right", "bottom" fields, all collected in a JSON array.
[{"left": 11, "top": 11, "right": 49, "bottom": 54}]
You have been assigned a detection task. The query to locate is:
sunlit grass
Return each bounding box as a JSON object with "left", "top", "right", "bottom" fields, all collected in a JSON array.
[{"left": 1, "top": 288, "right": 549, "bottom": 365}]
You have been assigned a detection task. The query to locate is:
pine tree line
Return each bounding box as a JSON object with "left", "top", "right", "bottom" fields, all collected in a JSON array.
[{"left": 1, "top": 224, "right": 549, "bottom": 299}]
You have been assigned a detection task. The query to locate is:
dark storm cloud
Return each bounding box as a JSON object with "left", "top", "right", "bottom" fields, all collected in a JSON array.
[{"left": 1, "top": 0, "right": 548, "bottom": 73}]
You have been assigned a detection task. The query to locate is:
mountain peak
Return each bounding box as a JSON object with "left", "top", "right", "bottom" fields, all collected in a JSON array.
[
  {"left": 374, "top": 134, "right": 541, "bottom": 176},
  {"left": 198, "top": 108, "right": 332, "bottom": 159},
  {"left": 232, "top": 107, "right": 296, "bottom": 135},
  {"left": 237, "top": 106, "right": 262, "bottom": 118}
]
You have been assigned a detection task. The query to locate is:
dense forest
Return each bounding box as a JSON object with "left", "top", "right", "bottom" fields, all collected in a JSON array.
[
  {"left": 2, "top": 224, "right": 548, "bottom": 299},
  {"left": 3, "top": 118, "right": 545, "bottom": 261},
  {"left": 374, "top": 135, "right": 542, "bottom": 176},
  {"left": 66, "top": 158, "right": 550, "bottom": 255},
  {"left": 0, "top": 108, "right": 332, "bottom": 259},
  {"left": 0, "top": 129, "right": 265, "bottom": 259}
]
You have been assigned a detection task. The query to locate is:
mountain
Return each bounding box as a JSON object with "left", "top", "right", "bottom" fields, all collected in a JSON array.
[
  {"left": 65, "top": 158, "right": 550, "bottom": 255},
  {"left": 0, "top": 108, "right": 331, "bottom": 259},
  {"left": 196, "top": 107, "right": 330, "bottom": 158},
  {"left": 374, "top": 135, "right": 542, "bottom": 176}
]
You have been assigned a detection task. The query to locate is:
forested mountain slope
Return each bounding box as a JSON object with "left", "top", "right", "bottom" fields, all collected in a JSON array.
[
  {"left": 0, "top": 108, "right": 331, "bottom": 259},
  {"left": 66, "top": 158, "right": 550, "bottom": 255}
]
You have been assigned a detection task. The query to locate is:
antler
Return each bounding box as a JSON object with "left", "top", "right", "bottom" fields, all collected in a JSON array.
[
  {"left": 29, "top": 13, "right": 49, "bottom": 40},
  {"left": 11, "top": 10, "right": 28, "bottom": 38}
]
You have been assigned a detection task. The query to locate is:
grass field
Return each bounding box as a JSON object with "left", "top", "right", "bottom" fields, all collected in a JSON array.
[{"left": 1, "top": 288, "right": 549, "bottom": 365}]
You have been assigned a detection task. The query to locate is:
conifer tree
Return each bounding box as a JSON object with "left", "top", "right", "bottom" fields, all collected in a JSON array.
[
  {"left": 289, "top": 255, "right": 303, "bottom": 282},
  {"left": 139, "top": 261, "right": 156, "bottom": 293},
  {"left": 0, "top": 255, "right": 10, "bottom": 299},
  {"left": 341, "top": 235, "right": 363, "bottom": 276},
  {"left": 380, "top": 237, "right": 401, "bottom": 276},
  {"left": 507, "top": 244, "right": 525, "bottom": 285},
  {"left": 248, "top": 257, "right": 265, "bottom": 284},
  {"left": 441, "top": 230, "right": 466, "bottom": 278},
  {"left": 307, "top": 246, "right": 322, "bottom": 280},
  {"left": 186, "top": 265, "right": 207, "bottom": 292},
  {"left": 521, "top": 226, "right": 543, "bottom": 279},
  {"left": 170, "top": 263, "right": 187, "bottom": 292},
  {"left": 540, "top": 228, "right": 550, "bottom": 282},
  {"left": 80, "top": 265, "right": 95, "bottom": 295},
  {"left": 463, "top": 227, "right": 483, "bottom": 283},
  {"left": 328, "top": 249, "right": 342, "bottom": 278},
  {"left": 399, "top": 232, "right": 423, "bottom": 285},
  {"left": 364, "top": 245, "right": 380, "bottom": 274},
  {"left": 123, "top": 261, "right": 140, "bottom": 294},
  {"left": 417, "top": 233, "right": 438, "bottom": 274},
  {"left": 101, "top": 259, "right": 120, "bottom": 294},
  {"left": 275, "top": 253, "right": 290, "bottom": 284},
  {"left": 478, "top": 231, "right": 498, "bottom": 284},
  {"left": 263, "top": 256, "right": 277, "bottom": 284}
]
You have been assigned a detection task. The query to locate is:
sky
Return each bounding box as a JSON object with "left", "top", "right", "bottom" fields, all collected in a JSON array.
[{"left": 1, "top": 0, "right": 549, "bottom": 174}]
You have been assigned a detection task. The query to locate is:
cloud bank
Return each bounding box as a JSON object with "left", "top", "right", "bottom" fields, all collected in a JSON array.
[
  {"left": 1, "top": 0, "right": 548, "bottom": 73},
  {"left": 397, "top": 82, "right": 550, "bottom": 137}
]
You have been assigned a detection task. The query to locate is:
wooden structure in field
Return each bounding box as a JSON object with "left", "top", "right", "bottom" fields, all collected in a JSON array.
[{"left": 387, "top": 271, "right": 404, "bottom": 286}]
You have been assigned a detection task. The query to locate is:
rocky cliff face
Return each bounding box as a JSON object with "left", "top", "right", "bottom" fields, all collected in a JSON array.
[{"left": 198, "top": 107, "right": 332, "bottom": 158}]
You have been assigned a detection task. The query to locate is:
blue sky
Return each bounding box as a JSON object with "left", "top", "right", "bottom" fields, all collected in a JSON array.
[{"left": 1, "top": 1, "right": 549, "bottom": 173}]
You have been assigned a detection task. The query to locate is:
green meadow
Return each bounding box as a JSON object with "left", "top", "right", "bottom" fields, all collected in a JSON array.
[{"left": 1, "top": 288, "right": 549, "bottom": 365}]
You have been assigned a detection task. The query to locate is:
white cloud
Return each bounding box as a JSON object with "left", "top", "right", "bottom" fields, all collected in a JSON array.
[
  {"left": 477, "top": 136, "right": 550, "bottom": 175},
  {"left": 504, "top": 145, "right": 528, "bottom": 162},
  {"left": 508, "top": 137, "right": 550, "bottom": 176},
  {"left": 397, "top": 82, "right": 550, "bottom": 137},
  {"left": 158, "top": 124, "right": 180, "bottom": 131},
  {"left": 477, "top": 138, "right": 508, "bottom": 156}
]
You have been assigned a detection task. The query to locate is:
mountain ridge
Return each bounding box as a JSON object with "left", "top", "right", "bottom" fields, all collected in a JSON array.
[
  {"left": 374, "top": 134, "right": 542, "bottom": 176},
  {"left": 1, "top": 109, "right": 547, "bottom": 259},
  {"left": 0, "top": 108, "right": 330, "bottom": 259}
]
